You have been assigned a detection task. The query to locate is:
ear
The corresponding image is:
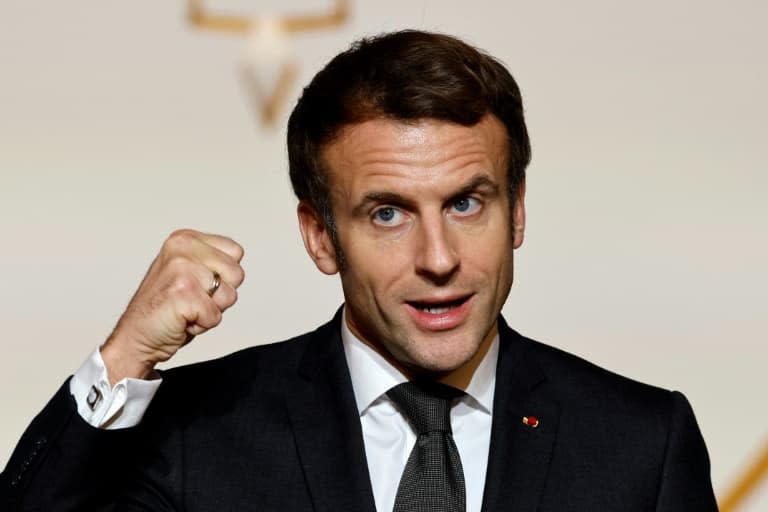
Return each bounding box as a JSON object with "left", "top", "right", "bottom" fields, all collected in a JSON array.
[
  {"left": 297, "top": 200, "right": 340, "bottom": 275},
  {"left": 512, "top": 181, "right": 526, "bottom": 249}
]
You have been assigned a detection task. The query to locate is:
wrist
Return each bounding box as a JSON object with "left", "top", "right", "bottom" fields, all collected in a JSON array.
[{"left": 100, "top": 339, "right": 157, "bottom": 386}]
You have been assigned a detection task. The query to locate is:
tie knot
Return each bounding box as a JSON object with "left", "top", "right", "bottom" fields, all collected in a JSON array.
[{"left": 387, "top": 381, "right": 464, "bottom": 434}]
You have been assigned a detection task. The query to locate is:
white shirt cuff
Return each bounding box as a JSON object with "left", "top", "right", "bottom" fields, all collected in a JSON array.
[{"left": 69, "top": 347, "right": 162, "bottom": 429}]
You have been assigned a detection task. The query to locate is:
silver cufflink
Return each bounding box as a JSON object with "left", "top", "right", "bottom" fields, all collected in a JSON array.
[{"left": 86, "top": 385, "right": 103, "bottom": 411}]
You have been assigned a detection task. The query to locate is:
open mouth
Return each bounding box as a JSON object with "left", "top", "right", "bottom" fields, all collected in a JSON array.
[
  {"left": 407, "top": 296, "right": 470, "bottom": 315},
  {"left": 404, "top": 294, "right": 473, "bottom": 330}
]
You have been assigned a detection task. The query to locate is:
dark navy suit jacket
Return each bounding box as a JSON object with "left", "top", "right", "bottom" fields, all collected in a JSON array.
[{"left": 1, "top": 312, "right": 718, "bottom": 511}]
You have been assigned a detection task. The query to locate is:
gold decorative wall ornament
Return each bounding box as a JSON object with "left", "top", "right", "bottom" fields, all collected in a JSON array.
[
  {"left": 719, "top": 440, "right": 768, "bottom": 511},
  {"left": 187, "top": 0, "right": 350, "bottom": 126}
]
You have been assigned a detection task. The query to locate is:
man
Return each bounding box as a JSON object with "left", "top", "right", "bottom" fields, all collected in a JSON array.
[{"left": 1, "top": 30, "right": 717, "bottom": 511}]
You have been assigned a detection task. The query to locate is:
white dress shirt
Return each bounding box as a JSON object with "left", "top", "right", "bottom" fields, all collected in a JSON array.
[
  {"left": 341, "top": 312, "right": 497, "bottom": 512},
  {"left": 69, "top": 347, "right": 160, "bottom": 429},
  {"left": 70, "top": 309, "right": 498, "bottom": 512}
]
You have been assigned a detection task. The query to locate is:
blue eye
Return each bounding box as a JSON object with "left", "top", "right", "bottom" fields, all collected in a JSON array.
[
  {"left": 373, "top": 206, "right": 404, "bottom": 226},
  {"left": 452, "top": 197, "right": 480, "bottom": 215},
  {"left": 376, "top": 207, "right": 396, "bottom": 222}
]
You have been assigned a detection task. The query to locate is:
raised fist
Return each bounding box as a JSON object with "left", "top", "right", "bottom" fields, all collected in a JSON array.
[{"left": 100, "top": 230, "right": 245, "bottom": 383}]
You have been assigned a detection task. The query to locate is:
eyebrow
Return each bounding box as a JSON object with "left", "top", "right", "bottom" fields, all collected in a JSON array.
[
  {"left": 452, "top": 175, "right": 500, "bottom": 198},
  {"left": 352, "top": 174, "right": 500, "bottom": 216},
  {"left": 352, "top": 191, "right": 413, "bottom": 217}
]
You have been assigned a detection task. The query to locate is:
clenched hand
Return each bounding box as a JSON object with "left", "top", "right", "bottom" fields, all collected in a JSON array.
[{"left": 100, "top": 230, "right": 245, "bottom": 384}]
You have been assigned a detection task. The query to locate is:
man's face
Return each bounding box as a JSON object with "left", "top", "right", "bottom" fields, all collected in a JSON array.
[{"left": 298, "top": 114, "right": 525, "bottom": 379}]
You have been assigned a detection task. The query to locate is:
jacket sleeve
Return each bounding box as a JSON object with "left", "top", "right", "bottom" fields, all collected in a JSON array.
[
  {"left": 0, "top": 379, "right": 148, "bottom": 511},
  {"left": 655, "top": 391, "right": 719, "bottom": 511}
]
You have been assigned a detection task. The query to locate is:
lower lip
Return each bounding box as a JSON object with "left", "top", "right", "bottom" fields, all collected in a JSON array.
[{"left": 404, "top": 296, "right": 473, "bottom": 331}]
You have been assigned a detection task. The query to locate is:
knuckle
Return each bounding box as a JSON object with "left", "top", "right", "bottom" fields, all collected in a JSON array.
[
  {"left": 171, "top": 273, "right": 200, "bottom": 296},
  {"left": 165, "top": 229, "right": 196, "bottom": 251},
  {"left": 166, "top": 254, "right": 193, "bottom": 273},
  {"left": 169, "top": 228, "right": 195, "bottom": 239}
]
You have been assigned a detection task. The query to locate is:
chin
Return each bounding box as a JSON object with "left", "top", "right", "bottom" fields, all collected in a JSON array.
[{"left": 406, "top": 345, "right": 476, "bottom": 375}]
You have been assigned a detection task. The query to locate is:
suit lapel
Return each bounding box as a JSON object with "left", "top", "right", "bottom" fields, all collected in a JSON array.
[
  {"left": 284, "top": 314, "right": 377, "bottom": 512},
  {"left": 283, "top": 313, "right": 560, "bottom": 512},
  {"left": 481, "top": 319, "right": 560, "bottom": 512}
]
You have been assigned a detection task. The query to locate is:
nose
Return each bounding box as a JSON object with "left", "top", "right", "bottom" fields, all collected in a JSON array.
[{"left": 414, "top": 217, "right": 460, "bottom": 283}]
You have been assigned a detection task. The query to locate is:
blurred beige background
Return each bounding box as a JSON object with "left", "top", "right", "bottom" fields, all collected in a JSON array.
[{"left": 1, "top": 0, "right": 766, "bottom": 508}]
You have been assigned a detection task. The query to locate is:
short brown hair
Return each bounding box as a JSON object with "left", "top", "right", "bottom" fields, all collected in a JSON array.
[{"left": 288, "top": 29, "right": 531, "bottom": 235}]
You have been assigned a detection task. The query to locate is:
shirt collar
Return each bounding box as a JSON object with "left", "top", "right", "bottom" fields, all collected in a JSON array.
[{"left": 341, "top": 307, "right": 498, "bottom": 417}]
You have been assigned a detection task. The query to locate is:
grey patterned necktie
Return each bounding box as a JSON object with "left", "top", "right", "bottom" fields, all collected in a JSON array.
[{"left": 387, "top": 381, "right": 466, "bottom": 512}]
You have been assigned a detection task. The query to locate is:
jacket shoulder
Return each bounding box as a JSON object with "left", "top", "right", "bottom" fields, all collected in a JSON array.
[
  {"left": 503, "top": 330, "right": 717, "bottom": 509},
  {"left": 510, "top": 329, "right": 675, "bottom": 412}
]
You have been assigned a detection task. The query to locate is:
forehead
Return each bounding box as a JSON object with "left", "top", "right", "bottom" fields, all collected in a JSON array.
[{"left": 321, "top": 115, "right": 509, "bottom": 194}]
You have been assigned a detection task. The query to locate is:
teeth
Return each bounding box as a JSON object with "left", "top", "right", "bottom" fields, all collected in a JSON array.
[
  {"left": 423, "top": 306, "right": 450, "bottom": 314},
  {"left": 411, "top": 298, "right": 467, "bottom": 314}
]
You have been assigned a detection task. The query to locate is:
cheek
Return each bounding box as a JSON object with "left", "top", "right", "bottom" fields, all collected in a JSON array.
[
  {"left": 462, "top": 231, "right": 512, "bottom": 268},
  {"left": 494, "top": 248, "right": 516, "bottom": 302},
  {"left": 344, "top": 238, "right": 414, "bottom": 283},
  {"left": 463, "top": 235, "right": 515, "bottom": 297},
  {"left": 340, "top": 258, "right": 399, "bottom": 309}
]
